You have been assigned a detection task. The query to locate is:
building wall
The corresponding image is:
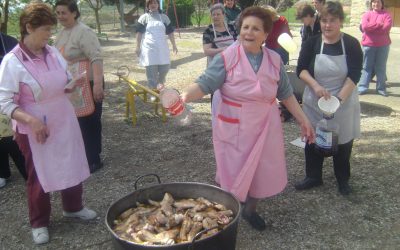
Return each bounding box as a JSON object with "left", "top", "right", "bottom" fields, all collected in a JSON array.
[{"left": 350, "top": 0, "right": 368, "bottom": 26}]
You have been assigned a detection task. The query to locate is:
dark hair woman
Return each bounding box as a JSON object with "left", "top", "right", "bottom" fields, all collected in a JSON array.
[
  {"left": 358, "top": 0, "right": 392, "bottom": 96},
  {"left": 55, "top": 0, "right": 104, "bottom": 173},
  {"left": 295, "top": 1, "right": 363, "bottom": 196},
  {"left": 0, "top": 2, "right": 97, "bottom": 245},
  {"left": 182, "top": 6, "right": 315, "bottom": 231},
  {"left": 135, "top": 0, "right": 178, "bottom": 90}
]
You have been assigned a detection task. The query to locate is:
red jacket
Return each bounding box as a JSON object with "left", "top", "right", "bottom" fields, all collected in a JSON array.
[{"left": 265, "top": 16, "right": 292, "bottom": 49}]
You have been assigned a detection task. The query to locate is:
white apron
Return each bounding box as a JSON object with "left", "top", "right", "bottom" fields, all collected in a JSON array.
[
  {"left": 139, "top": 13, "right": 170, "bottom": 66},
  {"left": 302, "top": 35, "right": 360, "bottom": 144},
  {"left": 12, "top": 46, "right": 90, "bottom": 192},
  {"left": 207, "top": 23, "right": 235, "bottom": 66},
  {"left": 209, "top": 23, "right": 235, "bottom": 118}
]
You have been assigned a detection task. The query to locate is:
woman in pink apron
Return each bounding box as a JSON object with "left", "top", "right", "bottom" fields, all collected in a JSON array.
[
  {"left": 0, "top": 3, "right": 96, "bottom": 245},
  {"left": 295, "top": 2, "right": 362, "bottom": 195},
  {"left": 182, "top": 7, "right": 315, "bottom": 231}
]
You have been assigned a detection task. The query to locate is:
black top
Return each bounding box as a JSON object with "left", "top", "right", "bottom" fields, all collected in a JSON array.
[
  {"left": 0, "top": 33, "right": 18, "bottom": 64},
  {"left": 296, "top": 33, "right": 363, "bottom": 85},
  {"left": 202, "top": 24, "right": 238, "bottom": 48},
  {"left": 300, "top": 15, "right": 322, "bottom": 46}
]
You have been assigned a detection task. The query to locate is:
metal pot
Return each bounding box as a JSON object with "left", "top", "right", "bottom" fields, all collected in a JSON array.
[{"left": 105, "top": 174, "right": 241, "bottom": 250}]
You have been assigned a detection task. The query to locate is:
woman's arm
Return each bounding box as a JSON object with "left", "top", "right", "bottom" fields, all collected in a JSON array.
[
  {"left": 281, "top": 95, "right": 315, "bottom": 143},
  {"left": 181, "top": 84, "right": 206, "bottom": 103},
  {"left": 336, "top": 77, "right": 356, "bottom": 103},
  {"left": 299, "top": 69, "right": 330, "bottom": 99},
  {"left": 135, "top": 32, "right": 143, "bottom": 57},
  {"left": 12, "top": 108, "right": 49, "bottom": 144},
  {"left": 168, "top": 32, "right": 178, "bottom": 54},
  {"left": 203, "top": 43, "right": 226, "bottom": 57},
  {"left": 92, "top": 60, "right": 104, "bottom": 102}
]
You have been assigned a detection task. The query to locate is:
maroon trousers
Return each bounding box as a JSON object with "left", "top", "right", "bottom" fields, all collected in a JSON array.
[{"left": 15, "top": 133, "right": 83, "bottom": 228}]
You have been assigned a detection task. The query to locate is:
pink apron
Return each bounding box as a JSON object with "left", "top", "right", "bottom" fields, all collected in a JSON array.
[
  {"left": 212, "top": 44, "right": 287, "bottom": 202},
  {"left": 12, "top": 45, "right": 90, "bottom": 193}
]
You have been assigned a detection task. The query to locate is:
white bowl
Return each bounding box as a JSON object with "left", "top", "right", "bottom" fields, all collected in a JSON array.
[{"left": 318, "top": 96, "right": 340, "bottom": 115}]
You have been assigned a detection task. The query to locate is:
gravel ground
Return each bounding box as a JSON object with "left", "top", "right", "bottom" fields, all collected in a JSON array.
[{"left": 0, "top": 27, "right": 399, "bottom": 250}]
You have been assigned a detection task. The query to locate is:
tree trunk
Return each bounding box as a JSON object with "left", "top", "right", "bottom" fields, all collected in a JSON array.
[
  {"left": 1, "top": 0, "right": 10, "bottom": 34},
  {"left": 95, "top": 9, "right": 101, "bottom": 34}
]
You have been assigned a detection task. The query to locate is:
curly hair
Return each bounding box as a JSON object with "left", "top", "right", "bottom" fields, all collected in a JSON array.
[
  {"left": 20, "top": 2, "right": 57, "bottom": 40},
  {"left": 238, "top": 6, "right": 273, "bottom": 34}
]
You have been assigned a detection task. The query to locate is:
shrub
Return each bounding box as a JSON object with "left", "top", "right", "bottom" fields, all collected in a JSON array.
[{"left": 166, "top": 0, "right": 195, "bottom": 28}]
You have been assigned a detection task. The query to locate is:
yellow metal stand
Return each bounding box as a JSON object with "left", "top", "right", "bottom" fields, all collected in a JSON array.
[{"left": 119, "top": 75, "right": 167, "bottom": 126}]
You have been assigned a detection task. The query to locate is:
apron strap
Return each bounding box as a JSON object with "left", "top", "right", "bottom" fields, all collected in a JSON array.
[{"left": 320, "top": 33, "right": 346, "bottom": 55}]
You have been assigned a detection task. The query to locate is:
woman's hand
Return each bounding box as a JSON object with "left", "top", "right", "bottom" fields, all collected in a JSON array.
[
  {"left": 93, "top": 84, "right": 104, "bottom": 103},
  {"left": 29, "top": 116, "right": 49, "bottom": 144},
  {"left": 172, "top": 45, "right": 178, "bottom": 54},
  {"left": 135, "top": 47, "right": 141, "bottom": 57},
  {"left": 300, "top": 118, "right": 316, "bottom": 144},
  {"left": 312, "top": 84, "right": 331, "bottom": 99}
]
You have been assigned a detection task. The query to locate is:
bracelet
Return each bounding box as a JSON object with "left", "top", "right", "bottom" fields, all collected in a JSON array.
[{"left": 336, "top": 96, "right": 343, "bottom": 104}]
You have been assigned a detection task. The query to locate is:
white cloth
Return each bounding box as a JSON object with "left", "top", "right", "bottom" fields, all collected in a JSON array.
[{"left": 139, "top": 13, "right": 170, "bottom": 66}]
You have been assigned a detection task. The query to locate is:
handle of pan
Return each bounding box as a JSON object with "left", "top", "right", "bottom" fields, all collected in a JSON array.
[
  {"left": 188, "top": 226, "right": 219, "bottom": 250},
  {"left": 134, "top": 173, "right": 161, "bottom": 190}
]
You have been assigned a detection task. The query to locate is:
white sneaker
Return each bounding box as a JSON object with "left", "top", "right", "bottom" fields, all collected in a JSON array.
[
  {"left": 63, "top": 207, "right": 97, "bottom": 220},
  {"left": 32, "top": 227, "right": 49, "bottom": 244},
  {"left": 0, "top": 178, "right": 6, "bottom": 188}
]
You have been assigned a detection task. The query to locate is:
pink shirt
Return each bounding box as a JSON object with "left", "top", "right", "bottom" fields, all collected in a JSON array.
[{"left": 361, "top": 9, "right": 392, "bottom": 47}]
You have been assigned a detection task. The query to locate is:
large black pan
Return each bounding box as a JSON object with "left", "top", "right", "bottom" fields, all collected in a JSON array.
[{"left": 105, "top": 174, "right": 241, "bottom": 250}]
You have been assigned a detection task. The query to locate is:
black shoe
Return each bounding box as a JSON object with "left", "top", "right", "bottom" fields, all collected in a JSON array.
[
  {"left": 338, "top": 182, "right": 351, "bottom": 196},
  {"left": 89, "top": 162, "right": 103, "bottom": 173},
  {"left": 294, "top": 177, "right": 323, "bottom": 190},
  {"left": 242, "top": 212, "right": 266, "bottom": 231}
]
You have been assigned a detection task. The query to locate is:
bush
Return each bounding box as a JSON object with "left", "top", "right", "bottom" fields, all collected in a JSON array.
[{"left": 166, "top": 0, "right": 195, "bottom": 28}]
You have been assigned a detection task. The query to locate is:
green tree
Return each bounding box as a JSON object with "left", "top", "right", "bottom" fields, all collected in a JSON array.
[
  {"left": 85, "top": 0, "right": 104, "bottom": 34},
  {"left": 192, "top": 0, "right": 207, "bottom": 27}
]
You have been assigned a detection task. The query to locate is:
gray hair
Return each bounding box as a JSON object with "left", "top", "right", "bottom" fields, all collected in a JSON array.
[{"left": 210, "top": 3, "right": 225, "bottom": 15}]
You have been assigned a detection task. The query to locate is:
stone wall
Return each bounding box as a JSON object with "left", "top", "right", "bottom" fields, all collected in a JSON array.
[{"left": 350, "top": 0, "right": 368, "bottom": 26}]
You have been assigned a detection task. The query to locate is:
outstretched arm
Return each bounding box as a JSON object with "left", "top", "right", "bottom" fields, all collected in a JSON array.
[
  {"left": 181, "top": 84, "right": 206, "bottom": 103},
  {"left": 281, "top": 95, "right": 315, "bottom": 143}
]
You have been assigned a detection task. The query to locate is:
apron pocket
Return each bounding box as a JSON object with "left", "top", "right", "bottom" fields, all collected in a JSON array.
[{"left": 214, "top": 114, "right": 239, "bottom": 148}]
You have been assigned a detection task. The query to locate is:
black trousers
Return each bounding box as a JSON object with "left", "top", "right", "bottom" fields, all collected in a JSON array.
[
  {"left": 304, "top": 140, "right": 354, "bottom": 184},
  {"left": 78, "top": 79, "right": 103, "bottom": 165},
  {"left": 0, "top": 136, "right": 27, "bottom": 180}
]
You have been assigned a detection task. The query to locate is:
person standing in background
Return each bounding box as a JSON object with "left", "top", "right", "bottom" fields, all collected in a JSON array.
[
  {"left": 358, "top": 0, "right": 392, "bottom": 97},
  {"left": 224, "top": 0, "right": 241, "bottom": 25},
  {"left": 296, "top": 2, "right": 319, "bottom": 46},
  {"left": 203, "top": 3, "right": 238, "bottom": 66},
  {"left": 55, "top": 0, "right": 104, "bottom": 173},
  {"left": 263, "top": 5, "right": 292, "bottom": 65},
  {"left": 135, "top": 0, "right": 178, "bottom": 91},
  {"left": 0, "top": 13, "right": 27, "bottom": 188},
  {"left": 312, "top": 0, "right": 325, "bottom": 35},
  {"left": 295, "top": 1, "right": 363, "bottom": 196}
]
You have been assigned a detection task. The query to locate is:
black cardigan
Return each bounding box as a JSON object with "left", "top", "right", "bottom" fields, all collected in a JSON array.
[{"left": 296, "top": 33, "right": 363, "bottom": 85}]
